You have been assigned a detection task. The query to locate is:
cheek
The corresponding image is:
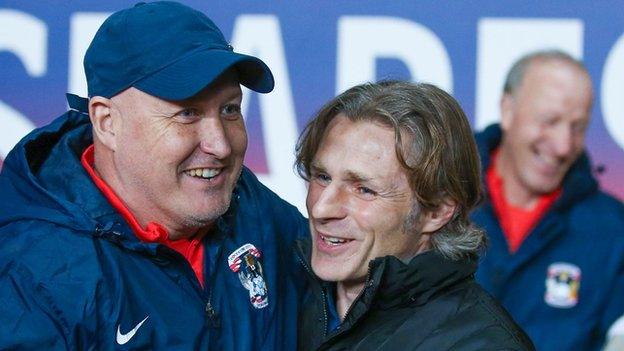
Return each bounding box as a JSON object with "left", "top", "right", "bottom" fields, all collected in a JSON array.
[
  {"left": 117, "top": 119, "right": 147, "bottom": 149},
  {"left": 572, "top": 135, "right": 586, "bottom": 153},
  {"left": 510, "top": 124, "right": 540, "bottom": 151},
  {"left": 306, "top": 183, "right": 321, "bottom": 212},
  {"left": 226, "top": 122, "right": 248, "bottom": 156},
  {"left": 359, "top": 208, "right": 409, "bottom": 246}
]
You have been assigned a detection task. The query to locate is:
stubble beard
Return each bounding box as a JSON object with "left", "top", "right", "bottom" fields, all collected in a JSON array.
[{"left": 180, "top": 165, "right": 243, "bottom": 232}]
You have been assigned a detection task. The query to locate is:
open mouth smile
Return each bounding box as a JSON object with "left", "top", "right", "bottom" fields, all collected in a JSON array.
[
  {"left": 320, "top": 234, "right": 354, "bottom": 246},
  {"left": 184, "top": 167, "right": 222, "bottom": 180}
]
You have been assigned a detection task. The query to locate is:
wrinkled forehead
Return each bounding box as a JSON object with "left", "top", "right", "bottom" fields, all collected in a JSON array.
[{"left": 316, "top": 116, "right": 409, "bottom": 179}]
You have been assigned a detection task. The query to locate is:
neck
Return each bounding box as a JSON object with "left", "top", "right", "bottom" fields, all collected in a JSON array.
[
  {"left": 496, "top": 146, "right": 538, "bottom": 208},
  {"left": 336, "top": 280, "right": 365, "bottom": 321},
  {"left": 332, "top": 241, "right": 430, "bottom": 321},
  {"left": 91, "top": 148, "right": 208, "bottom": 241}
]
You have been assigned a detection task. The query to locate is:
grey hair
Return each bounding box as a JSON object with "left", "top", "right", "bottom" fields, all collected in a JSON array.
[
  {"left": 503, "top": 49, "right": 588, "bottom": 95},
  {"left": 404, "top": 201, "right": 486, "bottom": 261}
]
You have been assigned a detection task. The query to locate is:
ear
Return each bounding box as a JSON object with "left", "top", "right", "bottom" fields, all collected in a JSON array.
[
  {"left": 89, "top": 96, "right": 117, "bottom": 151},
  {"left": 499, "top": 93, "right": 515, "bottom": 132},
  {"left": 420, "top": 200, "right": 457, "bottom": 234}
]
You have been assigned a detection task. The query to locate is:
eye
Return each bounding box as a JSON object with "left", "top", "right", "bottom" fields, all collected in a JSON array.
[
  {"left": 355, "top": 186, "right": 377, "bottom": 199},
  {"left": 541, "top": 116, "right": 558, "bottom": 127},
  {"left": 221, "top": 103, "right": 242, "bottom": 121},
  {"left": 312, "top": 172, "right": 331, "bottom": 186},
  {"left": 175, "top": 108, "right": 201, "bottom": 122}
]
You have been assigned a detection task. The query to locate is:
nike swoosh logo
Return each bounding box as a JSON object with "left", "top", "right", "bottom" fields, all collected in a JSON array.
[{"left": 116, "top": 316, "right": 149, "bottom": 345}]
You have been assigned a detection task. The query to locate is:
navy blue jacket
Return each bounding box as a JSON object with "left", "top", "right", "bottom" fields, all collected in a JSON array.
[
  {"left": 472, "top": 124, "right": 624, "bottom": 351},
  {"left": 0, "top": 97, "right": 309, "bottom": 350}
]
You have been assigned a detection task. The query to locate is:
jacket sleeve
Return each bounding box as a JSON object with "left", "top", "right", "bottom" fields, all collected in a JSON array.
[
  {"left": 295, "top": 210, "right": 309, "bottom": 240},
  {"left": 0, "top": 264, "right": 70, "bottom": 350}
]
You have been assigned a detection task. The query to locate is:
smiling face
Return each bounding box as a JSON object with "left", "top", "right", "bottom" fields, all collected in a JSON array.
[
  {"left": 499, "top": 59, "right": 592, "bottom": 206},
  {"left": 100, "top": 71, "right": 247, "bottom": 239},
  {"left": 307, "top": 115, "right": 422, "bottom": 285}
]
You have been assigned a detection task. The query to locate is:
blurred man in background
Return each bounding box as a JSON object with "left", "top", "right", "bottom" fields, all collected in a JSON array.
[{"left": 473, "top": 50, "right": 624, "bottom": 351}]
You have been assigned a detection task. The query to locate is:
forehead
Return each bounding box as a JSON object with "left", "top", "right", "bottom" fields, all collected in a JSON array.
[
  {"left": 314, "top": 116, "right": 407, "bottom": 180},
  {"left": 513, "top": 60, "right": 592, "bottom": 121},
  {"left": 519, "top": 60, "right": 592, "bottom": 104}
]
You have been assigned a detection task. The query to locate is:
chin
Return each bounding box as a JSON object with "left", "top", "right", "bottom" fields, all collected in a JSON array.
[
  {"left": 314, "top": 269, "right": 346, "bottom": 283},
  {"left": 534, "top": 177, "right": 564, "bottom": 194},
  {"left": 182, "top": 202, "right": 231, "bottom": 227},
  {"left": 311, "top": 257, "right": 348, "bottom": 282}
]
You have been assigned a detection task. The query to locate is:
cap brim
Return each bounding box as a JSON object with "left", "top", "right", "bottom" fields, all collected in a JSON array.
[{"left": 134, "top": 49, "right": 274, "bottom": 100}]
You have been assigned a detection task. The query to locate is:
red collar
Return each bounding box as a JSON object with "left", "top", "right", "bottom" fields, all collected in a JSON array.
[
  {"left": 487, "top": 148, "right": 561, "bottom": 253},
  {"left": 81, "top": 144, "right": 206, "bottom": 286},
  {"left": 81, "top": 144, "right": 169, "bottom": 243}
]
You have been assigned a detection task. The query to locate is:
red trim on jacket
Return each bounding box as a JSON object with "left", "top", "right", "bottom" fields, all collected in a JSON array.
[
  {"left": 487, "top": 149, "right": 561, "bottom": 253},
  {"left": 81, "top": 144, "right": 205, "bottom": 286}
]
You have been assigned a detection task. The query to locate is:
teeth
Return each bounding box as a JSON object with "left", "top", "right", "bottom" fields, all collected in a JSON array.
[
  {"left": 185, "top": 168, "right": 221, "bottom": 179},
  {"left": 322, "top": 235, "right": 348, "bottom": 246}
]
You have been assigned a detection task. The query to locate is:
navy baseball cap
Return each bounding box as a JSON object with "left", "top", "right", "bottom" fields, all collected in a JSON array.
[{"left": 83, "top": 1, "right": 274, "bottom": 100}]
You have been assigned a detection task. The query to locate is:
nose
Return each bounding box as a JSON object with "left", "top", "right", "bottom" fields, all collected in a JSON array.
[
  {"left": 198, "top": 117, "right": 232, "bottom": 159},
  {"left": 309, "top": 182, "right": 348, "bottom": 222}
]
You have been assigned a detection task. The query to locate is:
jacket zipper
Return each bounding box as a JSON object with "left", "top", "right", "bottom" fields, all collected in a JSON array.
[
  {"left": 335, "top": 265, "right": 372, "bottom": 331},
  {"left": 205, "top": 296, "right": 220, "bottom": 328},
  {"left": 317, "top": 266, "right": 371, "bottom": 351},
  {"left": 319, "top": 265, "right": 374, "bottom": 351},
  {"left": 157, "top": 245, "right": 220, "bottom": 328},
  {"left": 295, "top": 248, "right": 329, "bottom": 337},
  {"left": 95, "top": 222, "right": 223, "bottom": 329}
]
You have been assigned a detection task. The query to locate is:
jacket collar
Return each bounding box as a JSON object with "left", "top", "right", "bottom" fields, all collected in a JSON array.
[
  {"left": 371, "top": 251, "right": 477, "bottom": 309},
  {"left": 296, "top": 239, "right": 477, "bottom": 313},
  {"left": 0, "top": 102, "right": 104, "bottom": 232},
  {"left": 476, "top": 124, "right": 598, "bottom": 211}
]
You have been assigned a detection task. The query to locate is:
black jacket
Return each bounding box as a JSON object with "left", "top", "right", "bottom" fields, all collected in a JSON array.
[{"left": 297, "top": 240, "right": 535, "bottom": 351}]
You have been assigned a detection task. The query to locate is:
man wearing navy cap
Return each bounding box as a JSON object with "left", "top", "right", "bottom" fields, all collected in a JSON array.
[{"left": 0, "top": 2, "right": 307, "bottom": 349}]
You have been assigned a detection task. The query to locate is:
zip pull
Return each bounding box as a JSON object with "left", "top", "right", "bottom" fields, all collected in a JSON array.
[
  {"left": 205, "top": 302, "right": 220, "bottom": 329},
  {"left": 93, "top": 222, "right": 123, "bottom": 243}
]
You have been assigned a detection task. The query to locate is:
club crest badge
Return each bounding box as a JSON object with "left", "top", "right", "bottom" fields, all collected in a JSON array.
[
  {"left": 544, "top": 262, "right": 581, "bottom": 308},
  {"left": 228, "top": 243, "right": 268, "bottom": 309}
]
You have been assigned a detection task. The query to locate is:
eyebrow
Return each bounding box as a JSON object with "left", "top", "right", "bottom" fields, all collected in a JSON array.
[
  {"left": 344, "top": 170, "right": 373, "bottom": 183},
  {"left": 310, "top": 162, "right": 374, "bottom": 184},
  {"left": 309, "top": 162, "right": 325, "bottom": 174}
]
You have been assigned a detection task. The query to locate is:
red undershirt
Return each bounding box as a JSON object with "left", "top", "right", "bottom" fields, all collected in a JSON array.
[
  {"left": 81, "top": 144, "right": 206, "bottom": 287},
  {"left": 486, "top": 149, "right": 561, "bottom": 253}
]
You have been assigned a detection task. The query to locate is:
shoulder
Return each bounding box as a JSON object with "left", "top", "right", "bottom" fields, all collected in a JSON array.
[
  {"left": 367, "top": 280, "right": 535, "bottom": 351},
  {"left": 439, "top": 282, "right": 535, "bottom": 350},
  {"left": 574, "top": 191, "right": 624, "bottom": 218},
  {"left": 567, "top": 190, "right": 624, "bottom": 239},
  {"left": 0, "top": 219, "right": 104, "bottom": 296},
  {"left": 235, "top": 167, "right": 307, "bottom": 234},
  {"left": 237, "top": 167, "right": 301, "bottom": 211}
]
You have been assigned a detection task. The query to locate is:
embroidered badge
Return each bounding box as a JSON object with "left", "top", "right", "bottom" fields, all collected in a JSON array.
[
  {"left": 228, "top": 243, "right": 268, "bottom": 309},
  {"left": 544, "top": 262, "right": 581, "bottom": 308}
]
